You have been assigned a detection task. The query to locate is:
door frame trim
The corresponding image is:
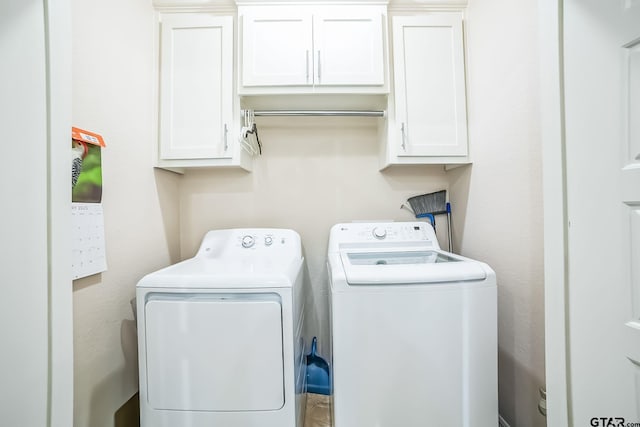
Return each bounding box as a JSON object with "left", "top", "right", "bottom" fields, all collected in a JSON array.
[
  {"left": 539, "top": 0, "right": 571, "bottom": 425},
  {"left": 45, "top": 0, "right": 73, "bottom": 425}
]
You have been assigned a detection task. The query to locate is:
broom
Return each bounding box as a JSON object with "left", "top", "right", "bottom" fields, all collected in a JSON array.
[{"left": 402, "top": 190, "right": 453, "bottom": 252}]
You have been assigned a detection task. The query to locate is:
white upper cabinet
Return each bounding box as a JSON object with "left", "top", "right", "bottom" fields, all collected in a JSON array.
[
  {"left": 384, "top": 13, "right": 469, "bottom": 166},
  {"left": 157, "top": 13, "right": 249, "bottom": 170},
  {"left": 313, "top": 10, "right": 385, "bottom": 86},
  {"left": 239, "top": 5, "right": 387, "bottom": 94},
  {"left": 241, "top": 9, "right": 313, "bottom": 87}
]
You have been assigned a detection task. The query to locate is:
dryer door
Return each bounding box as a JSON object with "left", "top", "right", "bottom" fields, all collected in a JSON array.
[{"left": 144, "top": 293, "right": 284, "bottom": 411}]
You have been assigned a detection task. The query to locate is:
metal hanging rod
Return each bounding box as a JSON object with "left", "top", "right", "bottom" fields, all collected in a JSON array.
[{"left": 242, "top": 109, "right": 386, "bottom": 118}]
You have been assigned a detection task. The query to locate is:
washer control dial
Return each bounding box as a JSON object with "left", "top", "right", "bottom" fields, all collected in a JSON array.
[
  {"left": 264, "top": 236, "right": 273, "bottom": 246},
  {"left": 241, "top": 235, "right": 255, "bottom": 248},
  {"left": 372, "top": 227, "right": 387, "bottom": 239}
]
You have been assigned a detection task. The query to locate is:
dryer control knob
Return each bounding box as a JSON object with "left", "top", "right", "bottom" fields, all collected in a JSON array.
[
  {"left": 241, "top": 235, "right": 255, "bottom": 248},
  {"left": 372, "top": 227, "right": 387, "bottom": 239},
  {"left": 264, "top": 236, "right": 273, "bottom": 246}
]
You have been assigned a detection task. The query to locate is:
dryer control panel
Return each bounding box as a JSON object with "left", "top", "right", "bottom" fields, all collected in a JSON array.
[
  {"left": 195, "top": 228, "right": 302, "bottom": 260},
  {"left": 236, "top": 231, "right": 289, "bottom": 250}
]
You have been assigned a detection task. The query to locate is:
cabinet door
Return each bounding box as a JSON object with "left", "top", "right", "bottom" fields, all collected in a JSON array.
[
  {"left": 313, "top": 8, "right": 385, "bottom": 86},
  {"left": 159, "top": 14, "right": 233, "bottom": 160},
  {"left": 242, "top": 10, "right": 313, "bottom": 87},
  {"left": 392, "top": 15, "right": 468, "bottom": 157}
]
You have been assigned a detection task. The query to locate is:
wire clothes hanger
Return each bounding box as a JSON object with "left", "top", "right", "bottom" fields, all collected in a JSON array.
[{"left": 240, "top": 109, "right": 262, "bottom": 155}]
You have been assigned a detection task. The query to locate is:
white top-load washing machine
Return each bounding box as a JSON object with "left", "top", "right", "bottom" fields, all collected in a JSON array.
[
  {"left": 136, "top": 228, "right": 307, "bottom": 427},
  {"left": 328, "top": 222, "right": 497, "bottom": 427}
]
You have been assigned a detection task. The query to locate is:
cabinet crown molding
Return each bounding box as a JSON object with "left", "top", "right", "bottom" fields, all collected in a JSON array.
[
  {"left": 154, "top": 0, "right": 236, "bottom": 8},
  {"left": 235, "top": 0, "right": 388, "bottom": 4},
  {"left": 388, "top": 0, "right": 467, "bottom": 5},
  {"left": 153, "top": 0, "right": 467, "bottom": 10}
]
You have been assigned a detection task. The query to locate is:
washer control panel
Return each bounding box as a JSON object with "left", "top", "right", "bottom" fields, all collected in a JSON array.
[{"left": 328, "top": 222, "right": 438, "bottom": 252}]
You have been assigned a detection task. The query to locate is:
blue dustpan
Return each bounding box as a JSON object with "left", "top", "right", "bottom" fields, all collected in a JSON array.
[{"left": 306, "top": 337, "right": 331, "bottom": 395}]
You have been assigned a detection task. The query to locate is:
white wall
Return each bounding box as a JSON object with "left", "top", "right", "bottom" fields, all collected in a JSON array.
[
  {"left": 0, "top": 1, "right": 50, "bottom": 425},
  {"left": 180, "top": 117, "right": 451, "bottom": 354},
  {"left": 71, "top": 0, "right": 181, "bottom": 425},
  {"left": 452, "top": 0, "right": 546, "bottom": 426}
]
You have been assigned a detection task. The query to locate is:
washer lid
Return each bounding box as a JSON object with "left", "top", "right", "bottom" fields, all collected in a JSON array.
[
  {"left": 340, "top": 250, "right": 487, "bottom": 285},
  {"left": 137, "top": 257, "right": 302, "bottom": 289}
]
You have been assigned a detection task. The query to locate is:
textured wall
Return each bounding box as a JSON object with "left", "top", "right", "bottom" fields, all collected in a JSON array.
[
  {"left": 179, "top": 117, "right": 451, "bottom": 355},
  {"left": 71, "top": 0, "right": 181, "bottom": 425},
  {"left": 451, "top": 0, "right": 546, "bottom": 425}
]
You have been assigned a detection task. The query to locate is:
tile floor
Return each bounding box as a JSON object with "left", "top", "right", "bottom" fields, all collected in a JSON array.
[{"left": 304, "top": 393, "right": 331, "bottom": 427}]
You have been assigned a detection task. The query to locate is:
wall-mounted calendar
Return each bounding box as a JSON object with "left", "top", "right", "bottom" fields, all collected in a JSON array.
[
  {"left": 72, "top": 203, "right": 107, "bottom": 279},
  {"left": 71, "top": 127, "right": 107, "bottom": 279}
]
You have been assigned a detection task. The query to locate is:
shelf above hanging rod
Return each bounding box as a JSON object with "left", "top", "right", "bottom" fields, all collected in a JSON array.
[{"left": 242, "top": 109, "right": 386, "bottom": 118}]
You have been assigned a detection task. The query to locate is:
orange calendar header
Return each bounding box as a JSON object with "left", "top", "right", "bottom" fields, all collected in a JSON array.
[{"left": 72, "top": 127, "right": 106, "bottom": 147}]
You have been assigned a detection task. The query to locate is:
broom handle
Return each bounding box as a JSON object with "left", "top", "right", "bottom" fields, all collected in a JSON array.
[{"left": 446, "top": 203, "right": 453, "bottom": 253}]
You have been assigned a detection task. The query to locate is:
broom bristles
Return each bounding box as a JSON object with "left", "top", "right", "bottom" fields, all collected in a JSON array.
[{"left": 407, "top": 190, "right": 447, "bottom": 216}]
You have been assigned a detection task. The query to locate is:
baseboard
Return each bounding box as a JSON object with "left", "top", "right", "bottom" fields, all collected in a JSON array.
[{"left": 498, "top": 415, "right": 511, "bottom": 427}]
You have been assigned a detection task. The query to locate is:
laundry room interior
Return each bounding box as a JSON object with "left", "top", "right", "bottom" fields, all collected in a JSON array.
[{"left": 67, "top": 0, "right": 543, "bottom": 425}]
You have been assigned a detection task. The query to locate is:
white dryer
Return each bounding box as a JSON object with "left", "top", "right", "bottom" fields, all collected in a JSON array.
[
  {"left": 136, "top": 228, "right": 307, "bottom": 427},
  {"left": 328, "top": 222, "right": 497, "bottom": 427}
]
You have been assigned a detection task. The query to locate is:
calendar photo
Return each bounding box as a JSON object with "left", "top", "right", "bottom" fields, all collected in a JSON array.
[{"left": 72, "top": 127, "right": 105, "bottom": 203}]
